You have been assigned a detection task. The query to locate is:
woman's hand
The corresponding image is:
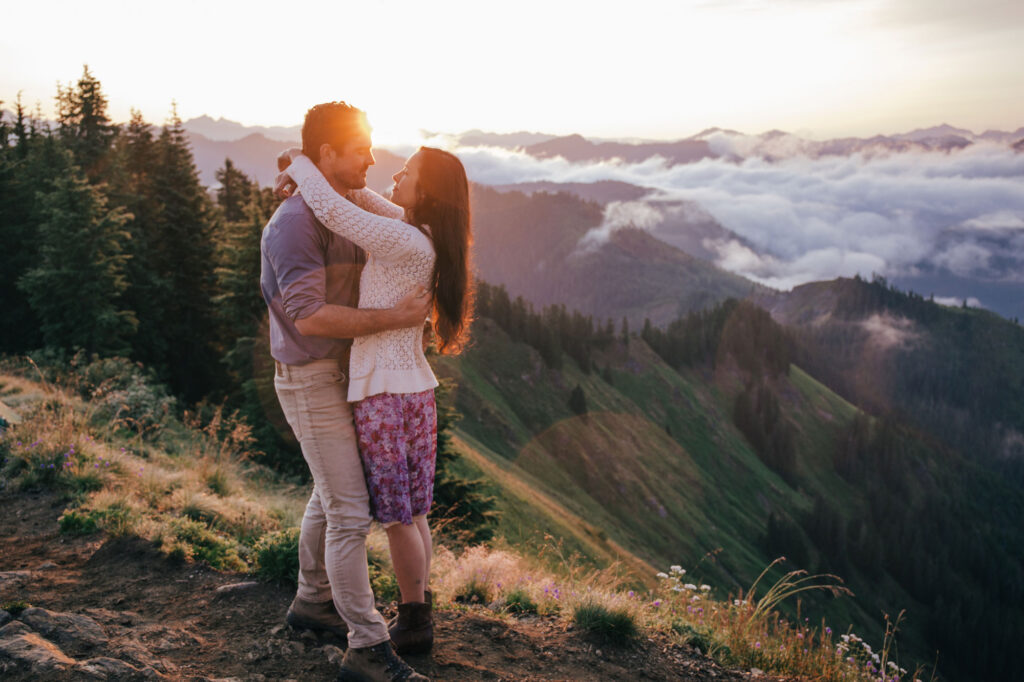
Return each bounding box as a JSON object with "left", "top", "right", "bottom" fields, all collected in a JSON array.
[
  {"left": 274, "top": 171, "right": 297, "bottom": 200},
  {"left": 276, "top": 147, "right": 303, "bottom": 172},
  {"left": 274, "top": 147, "right": 304, "bottom": 199}
]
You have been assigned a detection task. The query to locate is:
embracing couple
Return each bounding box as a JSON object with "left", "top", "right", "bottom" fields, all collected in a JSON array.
[{"left": 259, "top": 101, "right": 473, "bottom": 682}]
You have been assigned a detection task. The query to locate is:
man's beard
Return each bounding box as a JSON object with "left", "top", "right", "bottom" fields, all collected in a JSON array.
[{"left": 334, "top": 168, "right": 367, "bottom": 191}]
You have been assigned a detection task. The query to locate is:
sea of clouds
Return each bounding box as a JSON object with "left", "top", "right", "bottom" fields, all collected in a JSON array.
[{"left": 437, "top": 141, "right": 1024, "bottom": 306}]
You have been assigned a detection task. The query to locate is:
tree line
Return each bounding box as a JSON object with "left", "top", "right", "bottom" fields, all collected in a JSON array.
[{"left": 1, "top": 67, "right": 496, "bottom": 536}]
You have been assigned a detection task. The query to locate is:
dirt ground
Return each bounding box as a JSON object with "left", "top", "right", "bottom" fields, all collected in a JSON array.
[{"left": 0, "top": 491, "right": 799, "bottom": 681}]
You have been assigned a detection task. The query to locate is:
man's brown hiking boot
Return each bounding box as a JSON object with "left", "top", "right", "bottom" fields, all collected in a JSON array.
[
  {"left": 337, "top": 641, "right": 429, "bottom": 681},
  {"left": 286, "top": 596, "right": 349, "bottom": 641},
  {"left": 388, "top": 601, "right": 433, "bottom": 655}
]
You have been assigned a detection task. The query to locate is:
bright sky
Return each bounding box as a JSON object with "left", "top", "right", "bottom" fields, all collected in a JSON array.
[{"left": 3, "top": 0, "right": 1022, "bottom": 144}]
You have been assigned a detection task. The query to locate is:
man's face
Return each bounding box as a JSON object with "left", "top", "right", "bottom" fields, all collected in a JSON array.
[{"left": 322, "top": 131, "right": 375, "bottom": 191}]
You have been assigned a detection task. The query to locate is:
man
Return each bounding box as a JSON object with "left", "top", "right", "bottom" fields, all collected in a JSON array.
[{"left": 260, "top": 101, "right": 430, "bottom": 682}]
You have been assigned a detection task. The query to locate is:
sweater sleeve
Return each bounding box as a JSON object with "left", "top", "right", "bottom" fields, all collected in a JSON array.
[
  {"left": 287, "top": 155, "right": 414, "bottom": 259},
  {"left": 347, "top": 187, "right": 405, "bottom": 220}
]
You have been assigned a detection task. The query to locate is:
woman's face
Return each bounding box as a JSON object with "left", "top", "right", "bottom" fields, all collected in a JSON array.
[{"left": 391, "top": 151, "right": 424, "bottom": 209}]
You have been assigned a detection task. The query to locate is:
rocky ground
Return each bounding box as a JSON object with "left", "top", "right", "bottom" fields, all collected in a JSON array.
[{"left": 0, "top": 491, "right": 798, "bottom": 681}]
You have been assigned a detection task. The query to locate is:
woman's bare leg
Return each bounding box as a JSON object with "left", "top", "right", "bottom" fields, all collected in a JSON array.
[
  {"left": 413, "top": 515, "right": 432, "bottom": 588},
  {"left": 385, "top": 522, "right": 426, "bottom": 603}
]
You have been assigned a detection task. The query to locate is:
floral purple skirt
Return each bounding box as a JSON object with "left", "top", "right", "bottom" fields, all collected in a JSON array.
[{"left": 352, "top": 389, "right": 437, "bottom": 526}]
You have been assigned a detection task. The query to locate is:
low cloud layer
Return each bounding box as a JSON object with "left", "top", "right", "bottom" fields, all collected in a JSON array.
[{"left": 450, "top": 142, "right": 1024, "bottom": 302}]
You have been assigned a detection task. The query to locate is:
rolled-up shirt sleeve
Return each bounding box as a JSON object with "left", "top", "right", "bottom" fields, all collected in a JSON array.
[{"left": 264, "top": 210, "right": 329, "bottom": 321}]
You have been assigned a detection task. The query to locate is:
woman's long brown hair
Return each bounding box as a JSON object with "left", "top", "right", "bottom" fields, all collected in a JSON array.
[{"left": 409, "top": 147, "right": 474, "bottom": 354}]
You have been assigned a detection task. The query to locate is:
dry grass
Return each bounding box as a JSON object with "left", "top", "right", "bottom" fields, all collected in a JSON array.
[{"left": 0, "top": 369, "right": 935, "bottom": 682}]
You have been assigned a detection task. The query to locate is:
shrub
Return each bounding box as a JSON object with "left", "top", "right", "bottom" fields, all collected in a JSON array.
[
  {"left": 171, "top": 518, "right": 246, "bottom": 572},
  {"left": 253, "top": 527, "right": 300, "bottom": 585},
  {"left": 503, "top": 589, "right": 538, "bottom": 615},
  {"left": 673, "top": 622, "right": 713, "bottom": 654},
  {"left": 453, "top": 578, "right": 491, "bottom": 605},
  {"left": 1, "top": 600, "right": 31, "bottom": 617},
  {"left": 205, "top": 466, "right": 232, "bottom": 497},
  {"left": 573, "top": 602, "right": 638, "bottom": 644},
  {"left": 58, "top": 509, "right": 99, "bottom": 536},
  {"left": 367, "top": 551, "right": 400, "bottom": 603}
]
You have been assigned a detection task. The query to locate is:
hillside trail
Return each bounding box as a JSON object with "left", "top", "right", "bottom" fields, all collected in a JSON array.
[{"left": 0, "top": 491, "right": 798, "bottom": 681}]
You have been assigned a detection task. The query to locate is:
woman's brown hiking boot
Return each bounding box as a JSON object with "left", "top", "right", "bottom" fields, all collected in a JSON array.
[{"left": 388, "top": 601, "right": 433, "bottom": 655}]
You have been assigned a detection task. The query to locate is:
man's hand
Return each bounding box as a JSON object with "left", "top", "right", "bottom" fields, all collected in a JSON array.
[{"left": 393, "top": 286, "right": 432, "bottom": 328}]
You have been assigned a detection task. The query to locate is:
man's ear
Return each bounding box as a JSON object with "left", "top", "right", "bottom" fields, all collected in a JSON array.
[{"left": 319, "top": 143, "right": 335, "bottom": 162}]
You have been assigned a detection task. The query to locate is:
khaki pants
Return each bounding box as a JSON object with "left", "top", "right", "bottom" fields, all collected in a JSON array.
[{"left": 274, "top": 358, "right": 389, "bottom": 649}]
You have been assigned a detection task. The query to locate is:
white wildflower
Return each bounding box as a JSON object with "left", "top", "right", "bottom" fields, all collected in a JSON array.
[
  {"left": 670, "top": 565, "right": 685, "bottom": 574},
  {"left": 684, "top": 583, "right": 697, "bottom": 590},
  {"left": 656, "top": 572, "right": 669, "bottom": 579},
  {"left": 700, "top": 584, "right": 711, "bottom": 591}
]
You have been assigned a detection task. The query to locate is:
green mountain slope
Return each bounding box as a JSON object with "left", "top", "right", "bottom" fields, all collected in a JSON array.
[
  {"left": 434, "top": 294, "right": 1024, "bottom": 680},
  {"left": 433, "top": 318, "right": 879, "bottom": 633}
]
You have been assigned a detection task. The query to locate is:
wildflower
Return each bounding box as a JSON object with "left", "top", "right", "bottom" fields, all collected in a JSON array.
[
  {"left": 825, "top": 627, "right": 832, "bottom": 635},
  {"left": 628, "top": 591, "right": 635, "bottom": 598},
  {"left": 684, "top": 583, "right": 697, "bottom": 590},
  {"left": 700, "top": 584, "right": 711, "bottom": 591},
  {"left": 841, "top": 634, "right": 850, "bottom": 643},
  {"left": 670, "top": 565, "right": 684, "bottom": 574},
  {"left": 656, "top": 572, "right": 669, "bottom": 579},
  {"left": 796, "top": 632, "right": 804, "bottom": 639},
  {"left": 652, "top": 600, "right": 662, "bottom": 607},
  {"left": 754, "top": 642, "right": 761, "bottom": 649}
]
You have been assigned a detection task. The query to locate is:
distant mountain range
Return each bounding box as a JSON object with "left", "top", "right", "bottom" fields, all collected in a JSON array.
[{"left": 179, "top": 115, "right": 1024, "bottom": 188}]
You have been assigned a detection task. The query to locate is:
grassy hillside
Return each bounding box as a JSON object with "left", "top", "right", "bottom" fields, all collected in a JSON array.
[
  {"left": 0, "top": 361, "right": 923, "bottom": 681},
  {"left": 434, "top": 319, "right": 899, "bottom": 647}
]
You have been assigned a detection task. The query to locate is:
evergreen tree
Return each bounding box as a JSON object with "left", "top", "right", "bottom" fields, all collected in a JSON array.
[
  {"left": 568, "top": 384, "right": 588, "bottom": 416},
  {"left": 215, "top": 158, "right": 255, "bottom": 223},
  {"left": 0, "top": 105, "right": 66, "bottom": 353},
  {"left": 17, "top": 151, "right": 135, "bottom": 355},
  {"left": 146, "top": 105, "right": 220, "bottom": 400},
  {"left": 55, "top": 65, "right": 116, "bottom": 182},
  {"left": 431, "top": 379, "right": 499, "bottom": 543},
  {"left": 113, "top": 109, "right": 169, "bottom": 369}
]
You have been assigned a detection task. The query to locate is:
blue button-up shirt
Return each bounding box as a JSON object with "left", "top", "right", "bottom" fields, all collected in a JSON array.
[{"left": 260, "top": 196, "right": 365, "bottom": 365}]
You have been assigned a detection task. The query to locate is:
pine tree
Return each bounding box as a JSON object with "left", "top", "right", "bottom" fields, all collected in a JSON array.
[
  {"left": 17, "top": 151, "right": 135, "bottom": 355},
  {"left": 111, "top": 109, "right": 170, "bottom": 369},
  {"left": 431, "top": 379, "right": 499, "bottom": 543},
  {"left": 55, "top": 65, "right": 116, "bottom": 182},
  {"left": 215, "top": 158, "right": 255, "bottom": 223},
  {"left": 568, "top": 384, "right": 588, "bottom": 415},
  {"left": 0, "top": 104, "right": 68, "bottom": 353},
  {"left": 146, "top": 105, "right": 220, "bottom": 400}
]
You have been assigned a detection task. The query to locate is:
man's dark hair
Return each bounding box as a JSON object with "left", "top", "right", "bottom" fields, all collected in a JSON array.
[{"left": 301, "top": 102, "right": 370, "bottom": 163}]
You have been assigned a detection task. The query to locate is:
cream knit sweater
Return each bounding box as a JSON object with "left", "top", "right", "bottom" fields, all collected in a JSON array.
[{"left": 287, "top": 155, "right": 439, "bottom": 402}]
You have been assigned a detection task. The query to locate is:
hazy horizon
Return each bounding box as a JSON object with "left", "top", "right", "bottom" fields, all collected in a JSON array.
[{"left": 3, "top": 0, "right": 1022, "bottom": 145}]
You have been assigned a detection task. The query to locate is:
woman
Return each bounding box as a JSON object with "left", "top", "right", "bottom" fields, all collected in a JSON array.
[{"left": 277, "top": 146, "right": 473, "bottom": 655}]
